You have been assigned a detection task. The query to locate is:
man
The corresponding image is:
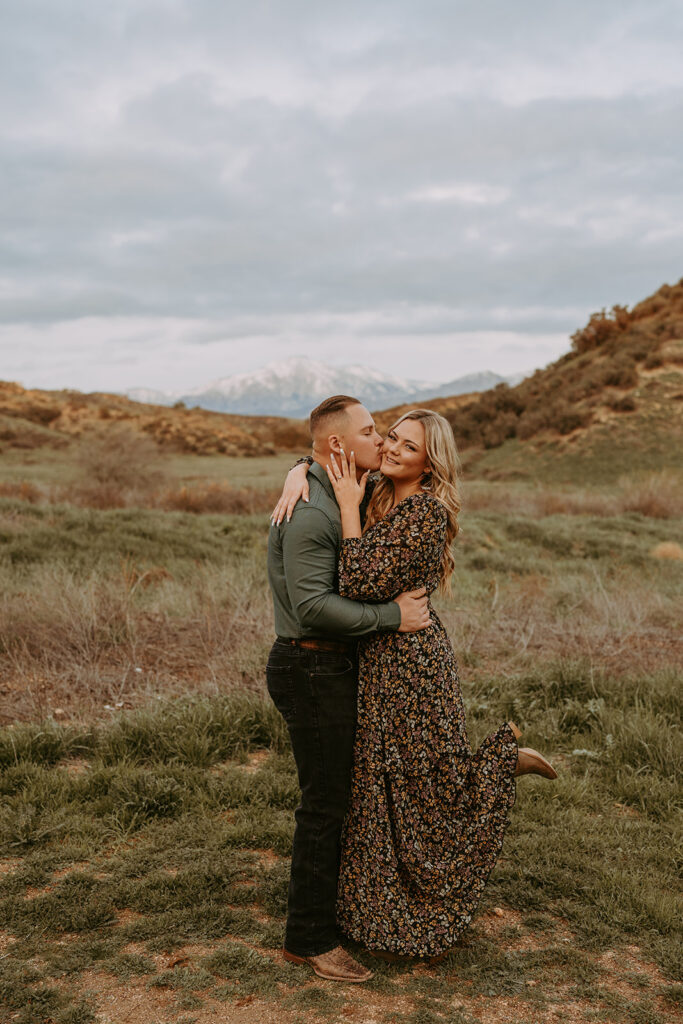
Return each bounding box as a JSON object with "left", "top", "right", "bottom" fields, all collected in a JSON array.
[{"left": 266, "top": 395, "right": 431, "bottom": 983}]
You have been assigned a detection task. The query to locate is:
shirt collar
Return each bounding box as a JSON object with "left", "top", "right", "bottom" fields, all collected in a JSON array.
[{"left": 309, "top": 460, "right": 337, "bottom": 503}]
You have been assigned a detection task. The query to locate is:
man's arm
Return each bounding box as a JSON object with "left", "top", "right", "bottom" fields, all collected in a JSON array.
[{"left": 282, "top": 507, "right": 400, "bottom": 636}]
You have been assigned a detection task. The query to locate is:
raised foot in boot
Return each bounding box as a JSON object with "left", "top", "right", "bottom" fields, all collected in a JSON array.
[
  {"left": 514, "top": 747, "right": 558, "bottom": 780},
  {"left": 283, "top": 945, "right": 373, "bottom": 983}
]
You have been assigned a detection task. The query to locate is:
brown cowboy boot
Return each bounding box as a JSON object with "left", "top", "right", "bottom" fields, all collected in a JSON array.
[
  {"left": 514, "top": 747, "right": 558, "bottom": 779},
  {"left": 507, "top": 721, "right": 557, "bottom": 779},
  {"left": 283, "top": 945, "right": 373, "bottom": 982}
]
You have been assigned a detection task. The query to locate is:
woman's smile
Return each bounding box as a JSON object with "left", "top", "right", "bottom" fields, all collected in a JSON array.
[{"left": 379, "top": 421, "right": 428, "bottom": 486}]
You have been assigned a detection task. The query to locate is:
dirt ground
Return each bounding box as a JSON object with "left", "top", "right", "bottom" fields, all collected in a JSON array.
[{"left": 4, "top": 909, "right": 672, "bottom": 1024}]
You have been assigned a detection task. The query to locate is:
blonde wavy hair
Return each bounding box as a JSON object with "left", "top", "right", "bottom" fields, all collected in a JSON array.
[{"left": 364, "top": 409, "right": 461, "bottom": 591}]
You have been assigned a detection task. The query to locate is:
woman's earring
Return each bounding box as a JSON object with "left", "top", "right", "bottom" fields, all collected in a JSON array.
[{"left": 421, "top": 471, "right": 433, "bottom": 490}]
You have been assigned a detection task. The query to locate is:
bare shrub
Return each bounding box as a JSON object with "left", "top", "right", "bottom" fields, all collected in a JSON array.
[
  {"left": 601, "top": 357, "right": 638, "bottom": 389},
  {"left": 157, "top": 483, "right": 279, "bottom": 515},
  {"left": 462, "top": 481, "right": 619, "bottom": 517},
  {"left": 481, "top": 412, "right": 517, "bottom": 449},
  {"left": 57, "top": 426, "right": 168, "bottom": 508},
  {"left": 77, "top": 425, "right": 167, "bottom": 490},
  {"left": 553, "top": 402, "right": 592, "bottom": 435},
  {"left": 0, "top": 481, "right": 42, "bottom": 503},
  {"left": 606, "top": 393, "right": 637, "bottom": 412},
  {"left": 16, "top": 402, "right": 62, "bottom": 426},
  {"left": 67, "top": 481, "right": 130, "bottom": 509},
  {"left": 571, "top": 307, "right": 628, "bottom": 354},
  {"left": 619, "top": 471, "right": 683, "bottom": 519},
  {"left": 515, "top": 408, "right": 548, "bottom": 440},
  {"left": 268, "top": 421, "right": 310, "bottom": 449}
]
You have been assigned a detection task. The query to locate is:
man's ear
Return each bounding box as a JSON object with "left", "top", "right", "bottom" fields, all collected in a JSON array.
[{"left": 327, "top": 433, "right": 342, "bottom": 453}]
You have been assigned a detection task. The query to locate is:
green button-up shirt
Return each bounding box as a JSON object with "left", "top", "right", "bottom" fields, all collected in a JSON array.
[{"left": 267, "top": 461, "right": 401, "bottom": 638}]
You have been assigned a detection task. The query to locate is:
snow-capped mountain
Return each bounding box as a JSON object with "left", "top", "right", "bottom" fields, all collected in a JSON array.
[
  {"left": 126, "top": 356, "right": 512, "bottom": 417},
  {"left": 125, "top": 387, "right": 173, "bottom": 405}
]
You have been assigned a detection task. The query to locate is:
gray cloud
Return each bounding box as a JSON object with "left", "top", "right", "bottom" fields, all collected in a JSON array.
[{"left": 0, "top": 1, "right": 682, "bottom": 389}]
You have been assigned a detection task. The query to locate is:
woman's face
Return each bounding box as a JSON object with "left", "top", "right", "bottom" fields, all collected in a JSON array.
[{"left": 380, "top": 419, "right": 429, "bottom": 485}]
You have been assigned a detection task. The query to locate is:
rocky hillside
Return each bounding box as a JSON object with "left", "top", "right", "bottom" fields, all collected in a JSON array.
[
  {"left": 443, "top": 279, "right": 683, "bottom": 468},
  {"left": 372, "top": 392, "right": 481, "bottom": 435},
  {"left": 0, "top": 384, "right": 309, "bottom": 456}
]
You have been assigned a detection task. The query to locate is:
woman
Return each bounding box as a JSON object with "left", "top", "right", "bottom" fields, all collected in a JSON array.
[{"left": 274, "top": 409, "right": 556, "bottom": 960}]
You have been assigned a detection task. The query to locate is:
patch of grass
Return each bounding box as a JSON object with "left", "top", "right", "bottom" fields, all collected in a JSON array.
[
  {"left": 174, "top": 992, "right": 204, "bottom": 1010},
  {"left": 280, "top": 983, "right": 346, "bottom": 1015},
  {"left": 0, "top": 663, "right": 680, "bottom": 1023},
  {"left": 149, "top": 966, "right": 216, "bottom": 991},
  {"left": 39, "top": 936, "right": 124, "bottom": 977},
  {"left": 0, "top": 956, "right": 95, "bottom": 1024},
  {"left": 2, "top": 873, "right": 118, "bottom": 937},
  {"left": 204, "top": 940, "right": 303, "bottom": 999},
  {"left": 105, "top": 951, "right": 157, "bottom": 978},
  {"left": 0, "top": 693, "right": 288, "bottom": 772},
  {"left": 383, "top": 1002, "right": 475, "bottom": 1024},
  {"left": 658, "top": 982, "right": 683, "bottom": 1005}
]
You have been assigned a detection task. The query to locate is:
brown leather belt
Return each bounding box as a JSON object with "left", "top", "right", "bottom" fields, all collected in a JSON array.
[{"left": 277, "top": 636, "right": 356, "bottom": 654}]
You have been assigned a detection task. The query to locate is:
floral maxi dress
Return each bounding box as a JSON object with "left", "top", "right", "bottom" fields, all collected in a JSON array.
[{"left": 336, "top": 492, "right": 519, "bottom": 958}]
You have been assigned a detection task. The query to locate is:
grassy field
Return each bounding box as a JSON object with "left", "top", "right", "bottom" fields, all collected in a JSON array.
[
  {"left": 0, "top": 443, "right": 681, "bottom": 1024},
  {"left": 0, "top": 448, "right": 297, "bottom": 492},
  {"left": 0, "top": 680, "right": 680, "bottom": 1023}
]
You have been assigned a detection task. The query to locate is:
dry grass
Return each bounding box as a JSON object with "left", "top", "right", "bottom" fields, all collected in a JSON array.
[
  {"left": 1, "top": 497, "right": 680, "bottom": 726},
  {"left": 0, "top": 559, "right": 273, "bottom": 724},
  {"left": 157, "top": 483, "right": 281, "bottom": 515},
  {"left": 0, "top": 481, "right": 42, "bottom": 503},
  {"left": 0, "top": 477, "right": 280, "bottom": 515},
  {"left": 462, "top": 470, "right": 683, "bottom": 519},
  {"left": 62, "top": 480, "right": 280, "bottom": 514},
  {"left": 437, "top": 571, "right": 681, "bottom": 698},
  {"left": 2, "top": 468, "right": 682, "bottom": 521},
  {"left": 1, "top": 427, "right": 283, "bottom": 514}
]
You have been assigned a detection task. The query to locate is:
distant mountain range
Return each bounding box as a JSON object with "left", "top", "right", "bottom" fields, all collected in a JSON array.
[{"left": 126, "top": 357, "right": 525, "bottom": 417}]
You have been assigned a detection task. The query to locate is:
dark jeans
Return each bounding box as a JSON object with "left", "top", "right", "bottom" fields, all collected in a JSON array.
[{"left": 266, "top": 637, "right": 358, "bottom": 957}]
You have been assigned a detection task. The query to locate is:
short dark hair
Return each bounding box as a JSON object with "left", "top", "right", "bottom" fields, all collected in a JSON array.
[{"left": 309, "top": 395, "right": 361, "bottom": 439}]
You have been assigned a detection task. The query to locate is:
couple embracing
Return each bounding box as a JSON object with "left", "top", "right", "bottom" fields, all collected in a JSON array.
[{"left": 266, "top": 396, "right": 556, "bottom": 983}]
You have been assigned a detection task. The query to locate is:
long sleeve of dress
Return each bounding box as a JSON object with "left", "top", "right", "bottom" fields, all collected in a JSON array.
[{"left": 338, "top": 494, "right": 447, "bottom": 602}]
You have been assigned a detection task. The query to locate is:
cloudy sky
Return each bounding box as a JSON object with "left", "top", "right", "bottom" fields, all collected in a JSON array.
[{"left": 1, "top": 0, "right": 682, "bottom": 393}]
